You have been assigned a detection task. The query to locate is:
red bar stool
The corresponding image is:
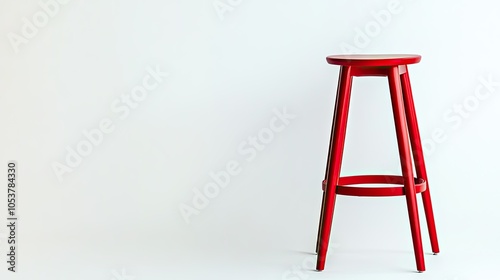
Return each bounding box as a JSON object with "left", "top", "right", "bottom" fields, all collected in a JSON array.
[{"left": 315, "top": 54, "right": 440, "bottom": 272}]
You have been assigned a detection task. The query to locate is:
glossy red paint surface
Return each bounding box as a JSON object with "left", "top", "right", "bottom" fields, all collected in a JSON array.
[
  {"left": 326, "top": 54, "right": 421, "bottom": 66},
  {"left": 315, "top": 54, "right": 439, "bottom": 273}
]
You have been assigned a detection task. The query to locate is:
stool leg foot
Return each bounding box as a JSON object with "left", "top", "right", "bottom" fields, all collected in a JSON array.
[
  {"left": 316, "top": 192, "right": 337, "bottom": 271},
  {"left": 421, "top": 190, "right": 440, "bottom": 254},
  {"left": 316, "top": 66, "right": 353, "bottom": 271},
  {"left": 388, "top": 66, "right": 425, "bottom": 272},
  {"left": 315, "top": 190, "right": 326, "bottom": 254},
  {"left": 405, "top": 190, "right": 426, "bottom": 272},
  {"left": 400, "top": 69, "right": 440, "bottom": 254}
]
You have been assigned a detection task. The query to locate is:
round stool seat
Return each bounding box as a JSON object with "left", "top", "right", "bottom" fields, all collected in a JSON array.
[{"left": 326, "top": 54, "right": 421, "bottom": 67}]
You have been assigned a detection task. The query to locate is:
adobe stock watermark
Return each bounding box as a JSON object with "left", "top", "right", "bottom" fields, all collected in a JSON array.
[
  {"left": 339, "top": 0, "right": 404, "bottom": 54},
  {"left": 282, "top": 256, "right": 316, "bottom": 280},
  {"left": 281, "top": 243, "right": 341, "bottom": 280},
  {"left": 179, "top": 107, "right": 296, "bottom": 224},
  {"left": 213, "top": 0, "right": 243, "bottom": 21},
  {"left": 51, "top": 66, "right": 169, "bottom": 183},
  {"left": 420, "top": 74, "right": 499, "bottom": 157},
  {"left": 110, "top": 268, "right": 135, "bottom": 280},
  {"left": 7, "top": 0, "right": 73, "bottom": 54}
]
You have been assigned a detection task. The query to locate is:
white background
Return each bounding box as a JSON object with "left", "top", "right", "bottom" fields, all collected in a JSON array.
[{"left": 1, "top": 0, "right": 500, "bottom": 279}]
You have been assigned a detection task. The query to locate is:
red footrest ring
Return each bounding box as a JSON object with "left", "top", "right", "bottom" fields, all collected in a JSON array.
[{"left": 333, "top": 175, "right": 426, "bottom": 197}]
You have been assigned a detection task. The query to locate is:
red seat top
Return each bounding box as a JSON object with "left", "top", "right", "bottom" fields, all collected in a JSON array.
[{"left": 326, "top": 54, "right": 421, "bottom": 66}]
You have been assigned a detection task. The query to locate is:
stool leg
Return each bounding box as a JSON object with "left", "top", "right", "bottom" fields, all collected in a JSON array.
[
  {"left": 388, "top": 66, "right": 425, "bottom": 272},
  {"left": 400, "top": 68, "right": 440, "bottom": 254},
  {"left": 316, "top": 81, "right": 343, "bottom": 254},
  {"left": 316, "top": 66, "right": 353, "bottom": 271},
  {"left": 315, "top": 190, "right": 326, "bottom": 254}
]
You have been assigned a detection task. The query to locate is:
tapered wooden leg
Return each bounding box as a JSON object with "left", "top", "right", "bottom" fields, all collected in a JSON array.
[
  {"left": 400, "top": 68, "right": 440, "bottom": 254},
  {"left": 388, "top": 66, "right": 425, "bottom": 272},
  {"left": 316, "top": 66, "right": 353, "bottom": 271},
  {"left": 316, "top": 69, "right": 344, "bottom": 254},
  {"left": 316, "top": 190, "right": 326, "bottom": 254}
]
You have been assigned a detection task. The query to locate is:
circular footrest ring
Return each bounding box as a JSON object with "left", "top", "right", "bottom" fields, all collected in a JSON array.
[{"left": 334, "top": 175, "right": 426, "bottom": 197}]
